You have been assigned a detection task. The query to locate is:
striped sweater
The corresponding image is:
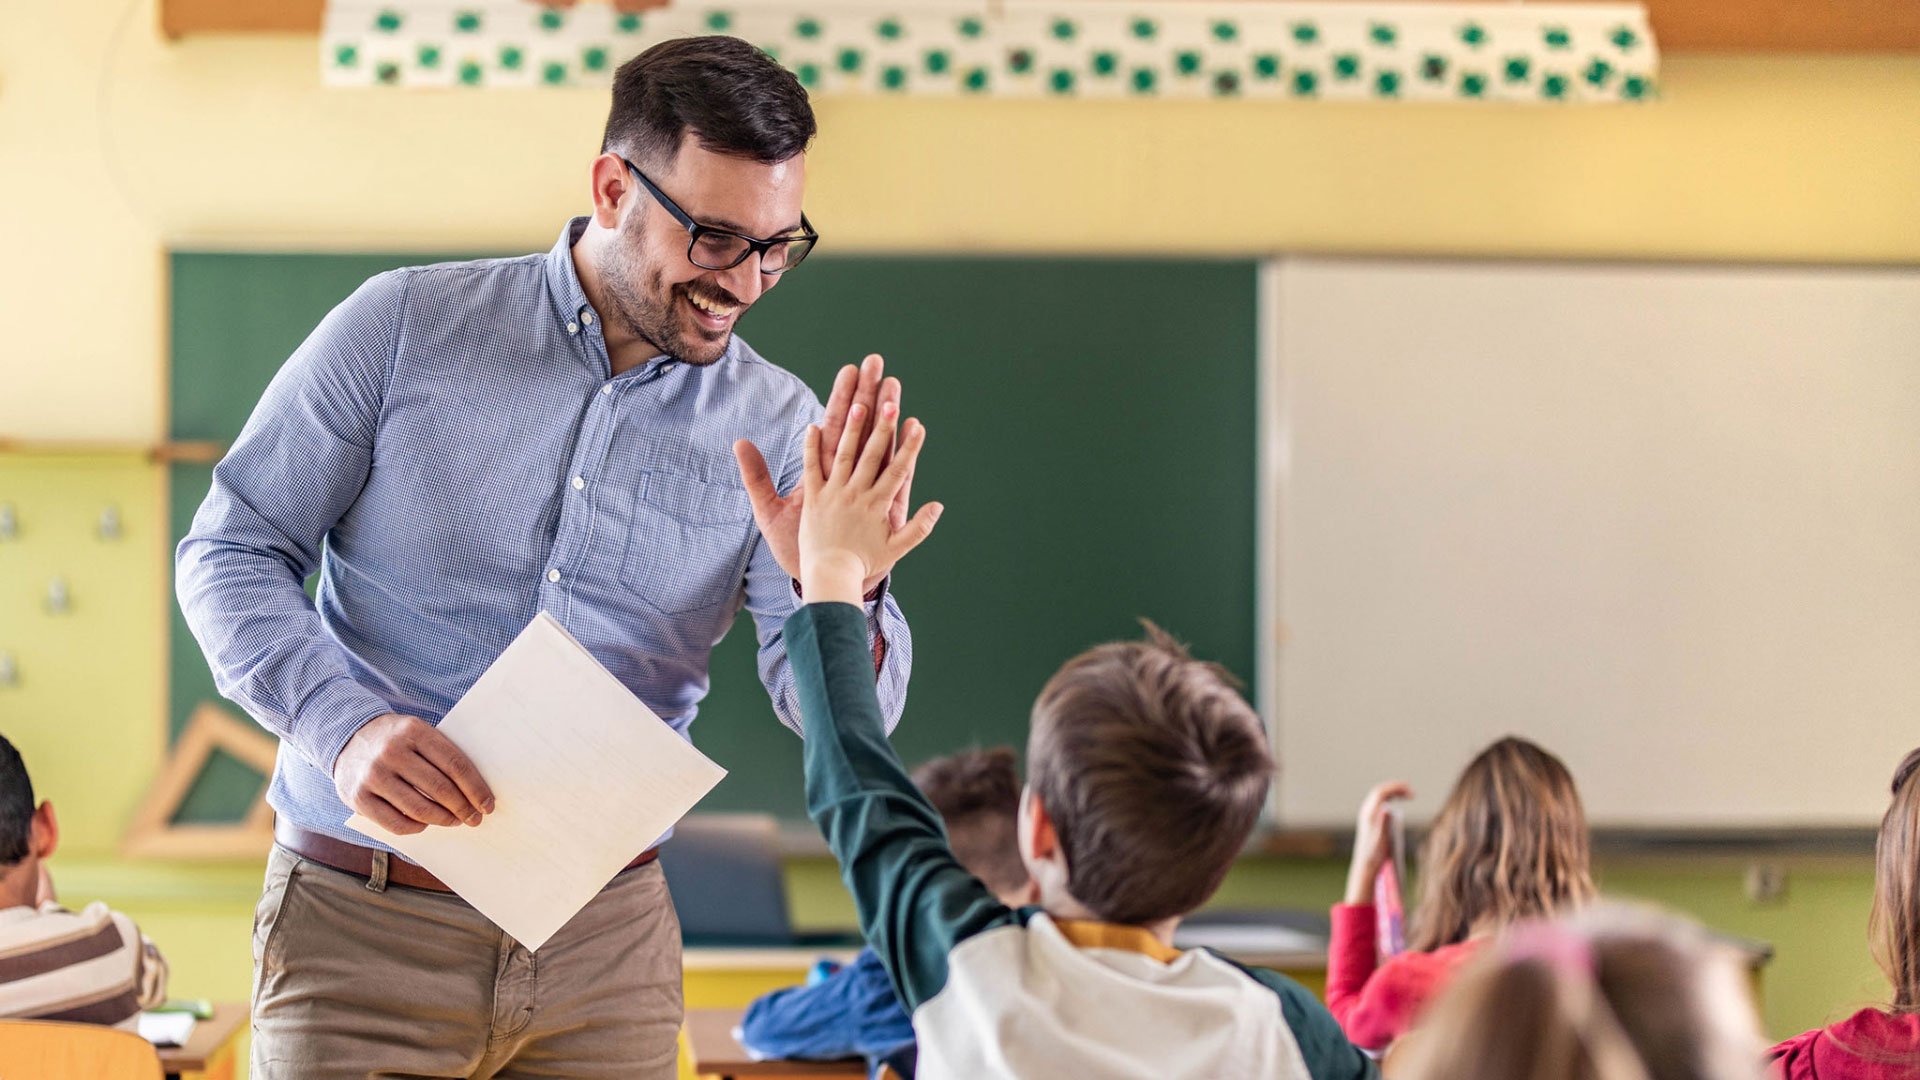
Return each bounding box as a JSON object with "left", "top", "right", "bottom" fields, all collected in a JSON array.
[
  {"left": 786, "top": 603, "right": 1379, "bottom": 1080},
  {"left": 0, "top": 901, "right": 168, "bottom": 1028}
]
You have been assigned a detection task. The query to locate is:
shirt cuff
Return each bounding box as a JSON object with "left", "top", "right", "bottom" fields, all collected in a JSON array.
[
  {"left": 791, "top": 576, "right": 889, "bottom": 605},
  {"left": 1329, "top": 902, "right": 1381, "bottom": 966},
  {"left": 292, "top": 676, "right": 394, "bottom": 774},
  {"left": 1331, "top": 902, "right": 1380, "bottom": 940}
]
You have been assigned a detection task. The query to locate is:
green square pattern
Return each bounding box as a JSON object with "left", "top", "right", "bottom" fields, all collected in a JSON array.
[{"left": 322, "top": 0, "right": 1657, "bottom": 102}]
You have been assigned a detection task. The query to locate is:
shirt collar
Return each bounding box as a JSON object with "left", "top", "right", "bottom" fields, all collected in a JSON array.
[
  {"left": 1052, "top": 917, "right": 1185, "bottom": 964},
  {"left": 545, "top": 216, "right": 599, "bottom": 341}
]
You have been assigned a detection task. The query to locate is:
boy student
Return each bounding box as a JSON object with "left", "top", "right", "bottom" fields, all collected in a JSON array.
[
  {"left": 740, "top": 747, "right": 1038, "bottom": 1077},
  {"left": 0, "top": 735, "right": 168, "bottom": 1027},
  {"left": 782, "top": 404, "right": 1378, "bottom": 1080}
]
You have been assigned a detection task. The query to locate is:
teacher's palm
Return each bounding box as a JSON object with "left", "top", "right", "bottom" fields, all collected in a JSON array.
[{"left": 736, "top": 355, "right": 907, "bottom": 593}]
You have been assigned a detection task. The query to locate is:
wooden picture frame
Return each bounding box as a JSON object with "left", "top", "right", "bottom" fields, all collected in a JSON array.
[{"left": 123, "top": 702, "right": 279, "bottom": 859}]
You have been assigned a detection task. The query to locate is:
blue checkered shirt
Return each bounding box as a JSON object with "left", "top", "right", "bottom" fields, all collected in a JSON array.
[{"left": 177, "top": 218, "right": 911, "bottom": 854}]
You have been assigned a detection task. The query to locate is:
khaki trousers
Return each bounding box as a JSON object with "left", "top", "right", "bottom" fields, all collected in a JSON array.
[{"left": 250, "top": 843, "right": 684, "bottom": 1079}]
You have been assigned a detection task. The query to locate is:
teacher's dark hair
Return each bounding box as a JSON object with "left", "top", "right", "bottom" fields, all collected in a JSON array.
[{"left": 602, "top": 36, "right": 816, "bottom": 168}]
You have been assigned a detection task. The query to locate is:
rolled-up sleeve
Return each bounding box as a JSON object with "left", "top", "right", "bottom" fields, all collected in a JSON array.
[{"left": 174, "top": 272, "right": 405, "bottom": 772}]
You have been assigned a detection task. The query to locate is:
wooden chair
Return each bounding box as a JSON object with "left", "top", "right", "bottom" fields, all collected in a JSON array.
[{"left": 0, "top": 1019, "right": 164, "bottom": 1079}]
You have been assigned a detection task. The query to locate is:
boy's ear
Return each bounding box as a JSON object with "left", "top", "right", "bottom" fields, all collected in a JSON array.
[
  {"left": 1020, "top": 787, "right": 1059, "bottom": 861},
  {"left": 30, "top": 801, "right": 57, "bottom": 861}
]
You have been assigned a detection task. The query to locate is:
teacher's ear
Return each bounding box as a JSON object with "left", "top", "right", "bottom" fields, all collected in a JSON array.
[{"left": 587, "top": 153, "right": 638, "bottom": 231}]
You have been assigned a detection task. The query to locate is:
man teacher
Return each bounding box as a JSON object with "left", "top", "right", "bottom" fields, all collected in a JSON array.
[{"left": 177, "top": 36, "right": 934, "bottom": 1078}]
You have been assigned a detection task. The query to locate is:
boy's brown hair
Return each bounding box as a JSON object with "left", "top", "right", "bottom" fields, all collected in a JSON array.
[
  {"left": 1026, "top": 622, "right": 1273, "bottom": 925},
  {"left": 1871, "top": 747, "right": 1920, "bottom": 1012},
  {"left": 912, "top": 747, "right": 1028, "bottom": 898},
  {"left": 1409, "top": 736, "right": 1595, "bottom": 952}
]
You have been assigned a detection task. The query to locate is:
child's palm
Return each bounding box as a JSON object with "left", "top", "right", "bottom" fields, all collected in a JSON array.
[{"left": 798, "top": 402, "right": 942, "bottom": 602}]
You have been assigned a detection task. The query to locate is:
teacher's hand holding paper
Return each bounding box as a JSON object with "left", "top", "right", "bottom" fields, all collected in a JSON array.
[
  {"left": 345, "top": 614, "right": 726, "bottom": 951},
  {"left": 334, "top": 713, "right": 496, "bottom": 835}
]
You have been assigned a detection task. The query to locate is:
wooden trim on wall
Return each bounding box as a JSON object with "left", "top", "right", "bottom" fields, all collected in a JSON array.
[
  {"left": 159, "top": 0, "right": 1920, "bottom": 52},
  {"left": 1649, "top": 0, "right": 1920, "bottom": 52},
  {"left": 0, "top": 441, "right": 224, "bottom": 464},
  {"left": 161, "top": 0, "right": 326, "bottom": 38}
]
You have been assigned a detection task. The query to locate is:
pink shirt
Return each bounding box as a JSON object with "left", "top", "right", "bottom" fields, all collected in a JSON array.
[
  {"left": 1326, "top": 902, "right": 1480, "bottom": 1052},
  {"left": 1771, "top": 1008, "right": 1920, "bottom": 1080}
]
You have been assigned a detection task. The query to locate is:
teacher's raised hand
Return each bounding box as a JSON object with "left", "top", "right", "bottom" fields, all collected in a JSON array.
[{"left": 735, "top": 353, "right": 907, "bottom": 594}]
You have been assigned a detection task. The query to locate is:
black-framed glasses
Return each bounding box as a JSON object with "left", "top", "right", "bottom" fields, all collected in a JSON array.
[{"left": 621, "top": 158, "right": 818, "bottom": 275}]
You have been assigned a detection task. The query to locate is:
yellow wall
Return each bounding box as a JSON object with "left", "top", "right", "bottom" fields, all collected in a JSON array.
[
  {"left": 0, "top": 456, "right": 165, "bottom": 854},
  {"left": 4, "top": 1, "right": 1919, "bottom": 447}
]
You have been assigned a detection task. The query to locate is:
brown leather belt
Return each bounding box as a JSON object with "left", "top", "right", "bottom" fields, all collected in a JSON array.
[{"left": 275, "top": 819, "right": 658, "bottom": 893}]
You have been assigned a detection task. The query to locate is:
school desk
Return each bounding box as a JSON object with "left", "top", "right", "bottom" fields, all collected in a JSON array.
[
  {"left": 684, "top": 1006, "right": 865, "bottom": 1080},
  {"left": 158, "top": 1001, "right": 245, "bottom": 1080}
]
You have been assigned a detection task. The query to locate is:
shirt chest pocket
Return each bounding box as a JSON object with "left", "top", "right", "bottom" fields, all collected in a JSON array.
[{"left": 620, "top": 471, "right": 757, "bottom": 616}]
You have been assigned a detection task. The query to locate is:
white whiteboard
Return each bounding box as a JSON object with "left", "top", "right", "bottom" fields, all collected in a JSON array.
[{"left": 1264, "top": 258, "right": 1920, "bottom": 828}]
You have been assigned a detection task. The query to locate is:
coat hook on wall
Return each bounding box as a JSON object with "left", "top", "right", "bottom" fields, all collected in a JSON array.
[
  {"left": 98, "top": 504, "right": 122, "bottom": 541},
  {"left": 46, "top": 578, "right": 70, "bottom": 615},
  {"left": 0, "top": 504, "right": 15, "bottom": 540},
  {"left": 0, "top": 652, "right": 15, "bottom": 688}
]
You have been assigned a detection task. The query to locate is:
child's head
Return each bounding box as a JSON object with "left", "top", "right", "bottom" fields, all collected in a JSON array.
[
  {"left": 0, "top": 735, "right": 56, "bottom": 905},
  {"left": 1021, "top": 622, "right": 1273, "bottom": 927},
  {"left": 1871, "top": 746, "right": 1920, "bottom": 1012},
  {"left": 912, "top": 747, "right": 1036, "bottom": 909},
  {"left": 1399, "top": 906, "right": 1763, "bottom": 1080},
  {"left": 1411, "top": 735, "right": 1594, "bottom": 951}
]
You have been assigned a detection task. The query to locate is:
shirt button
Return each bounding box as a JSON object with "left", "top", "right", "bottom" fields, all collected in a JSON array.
[
  {"left": 546, "top": 568, "right": 561, "bottom": 583},
  {"left": 601, "top": 384, "right": 613, "bottom": 396},
  {"left": 571, "top": 476, "right": 585, "bottom": 490},
  {"left": 660, "top": 362, "right": 674, "bottom": 373},
  {"left": 567, "top": 321, "right": 579, "bottom": 335},
  {"left": 581, "top": 311, "right": 595, "bottom": 326}
]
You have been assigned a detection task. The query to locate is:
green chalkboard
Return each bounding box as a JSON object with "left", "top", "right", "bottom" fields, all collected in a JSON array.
[{"left": 169, "top": 250, "right": 1259, "bottom": 820}]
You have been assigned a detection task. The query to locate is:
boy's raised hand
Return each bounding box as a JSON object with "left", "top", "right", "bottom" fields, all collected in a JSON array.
[
  {"left": 797, "top": 400, "right": 942, "bottom": 605},
  {"left": 735, "top": 355, "right": 906, "bottom": 594}
]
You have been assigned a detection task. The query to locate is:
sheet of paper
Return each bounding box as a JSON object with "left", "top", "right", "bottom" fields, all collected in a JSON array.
[
  {"left": 348, "top": 611, "right": 726, "bottom": 951},
  {"left": 138, "top": 1010, "right": 196, "bottom": 1047}
]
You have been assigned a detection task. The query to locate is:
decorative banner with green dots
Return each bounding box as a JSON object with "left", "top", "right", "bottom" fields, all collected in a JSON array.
[{"left": 323, "top": 0, "right": 1656, "bottom": 103}]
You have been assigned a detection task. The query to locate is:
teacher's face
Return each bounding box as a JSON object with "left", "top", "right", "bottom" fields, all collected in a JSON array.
[{"left": 596, "top": 138, "right": 807, "bottom": 367}]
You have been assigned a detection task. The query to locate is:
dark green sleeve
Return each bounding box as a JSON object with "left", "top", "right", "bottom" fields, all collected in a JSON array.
[
  {"left": 1227, "top": 959, "right": 1382, "bottom": 1080},
  {"left": 785, "top": 603, "right": 1023, "bottom": 1012}
]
